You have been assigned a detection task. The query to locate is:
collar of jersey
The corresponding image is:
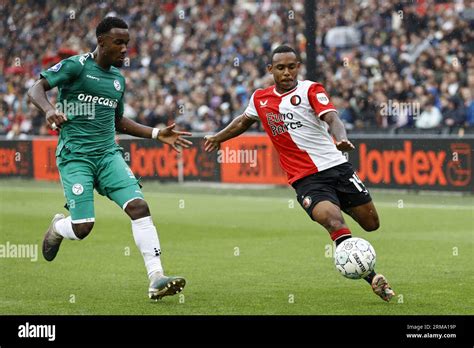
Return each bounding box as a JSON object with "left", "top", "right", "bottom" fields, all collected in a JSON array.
[
  {"left": 273, "top": 81, "right": 299, "bottom": 97},
  {"left": 89, "top": 52, "right": 112, "bottom": 72}
]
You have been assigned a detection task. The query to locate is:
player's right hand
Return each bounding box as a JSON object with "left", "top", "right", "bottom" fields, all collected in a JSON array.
[
  {"left": 336, "top": 139, "right": 355, "bottom": 151},
  {"left": 45, "top": 109, "right": 68, "bottom": 130},
  {"left": 204, "top": 135, "right": 220, "bottom": 152}
]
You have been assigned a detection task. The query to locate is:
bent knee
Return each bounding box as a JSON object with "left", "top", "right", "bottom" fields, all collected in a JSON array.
[
  {"left": 125, "top": 199, "right": 150, "bottom": 219},
  {"left": 362, "top": 219, "right": 380, "bottom": 232},
  {"left": 72, "top": 222, "right": 94, "bottom": 239}
]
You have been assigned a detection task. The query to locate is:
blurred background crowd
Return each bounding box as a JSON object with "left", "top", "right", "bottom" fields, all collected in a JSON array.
[{"left": 1, "top": 0, "right": 473, "bottom": 138}]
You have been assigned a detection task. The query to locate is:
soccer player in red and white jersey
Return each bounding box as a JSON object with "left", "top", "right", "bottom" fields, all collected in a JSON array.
[{"left": 204, "top": 45, "right": 395, "bottom": 302}]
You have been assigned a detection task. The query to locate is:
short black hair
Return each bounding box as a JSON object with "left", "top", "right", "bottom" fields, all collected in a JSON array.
[
  {"left": 96, "top": 17, "right": 128, "bottom": 38},
  {"left": 271, "top": 45, "right": 298, "bottom": 63}
]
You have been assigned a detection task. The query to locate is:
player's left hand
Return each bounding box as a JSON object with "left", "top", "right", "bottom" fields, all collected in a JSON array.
[
  {"left": 157, "top": 123, "right": 193, "bottom": 153},
  {"left": 203, "top": 135, "right": 220, "bottom": 152},
  {"left": 336, "top": 139, "right": 355, "bottom": 151}
]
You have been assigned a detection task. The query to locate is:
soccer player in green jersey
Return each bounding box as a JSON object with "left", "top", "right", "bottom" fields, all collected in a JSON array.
[{"left": 28, "top": 17, "right": 191, "bottom": 300}]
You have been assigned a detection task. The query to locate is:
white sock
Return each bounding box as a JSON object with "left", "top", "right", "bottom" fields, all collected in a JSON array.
[
  {"left": 55, "top": 216, "right": 80, "bottom": 240},
  {"left": 131, "top": 216, "right": 163, "bottom": 278}
]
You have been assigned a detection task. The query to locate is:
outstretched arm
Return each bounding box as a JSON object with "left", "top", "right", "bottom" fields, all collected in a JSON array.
[
  {"left": 320, "top": 111, "right": 355, "bottom": 151},
  {"left": 115, "top": 116, "right": 192, "bottom": 152},
  {"left": 204, "top": 114, "right": 256, "bottom": 152},
  {"left": 115, "top": 116, "right": 154, "bottom": 138}
]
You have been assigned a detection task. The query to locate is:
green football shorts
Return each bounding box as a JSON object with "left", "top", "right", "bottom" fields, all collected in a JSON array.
[{"left": 56, "top": 147, "right": 144, "bottom": 223}]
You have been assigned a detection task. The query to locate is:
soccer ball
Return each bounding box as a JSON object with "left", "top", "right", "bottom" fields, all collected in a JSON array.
[{"left": 334, "top": 237, "right": 376, "bottom": 279}]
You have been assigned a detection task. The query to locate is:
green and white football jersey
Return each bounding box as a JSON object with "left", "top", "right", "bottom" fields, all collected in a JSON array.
[{"left": 41, "top": 53, "right": 125, "bottom": 155}]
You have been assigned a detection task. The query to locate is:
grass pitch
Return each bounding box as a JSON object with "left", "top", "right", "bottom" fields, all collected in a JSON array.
[{"left": 0, "top": 179, "right": 472, "bottom": 315}]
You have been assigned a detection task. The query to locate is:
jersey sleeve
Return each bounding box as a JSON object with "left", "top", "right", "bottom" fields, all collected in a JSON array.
[
  {"left": 307, "top": 83, "right": 337, "bottom": 118},
  {"left": 40, "top": 57, "right": 83, "bottom": 89},
  {"left": 243, "top": 91, "right": 260, "bottom": 121}
]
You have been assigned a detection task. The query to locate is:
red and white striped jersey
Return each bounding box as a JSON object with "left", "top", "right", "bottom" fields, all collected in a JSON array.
[{"left": 244, "top": 80, "right": 347, "bottom": 184}]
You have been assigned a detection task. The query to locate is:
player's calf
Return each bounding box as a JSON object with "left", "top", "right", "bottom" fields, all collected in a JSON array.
[
  {"left": 345, "top": 202, "right": 380, "bottom": 232},
  {"left": 311, "top": 201, "right": 347, "bottom": 231},
  {"left": 72, "top": 222, "right": 94, "bottom": 239}
]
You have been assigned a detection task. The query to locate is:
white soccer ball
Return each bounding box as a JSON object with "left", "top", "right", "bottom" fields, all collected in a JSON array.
[{"left": 334, "top": 237, "right": 376, "bottom": 279}]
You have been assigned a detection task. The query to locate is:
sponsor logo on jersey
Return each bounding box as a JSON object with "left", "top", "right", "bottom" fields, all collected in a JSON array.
[
  {"left": 259, "top": 100, "right": 268, "bottom": 107},
  {"left": 47, "top": 63, "right": 62, "bottom": 72},
  {"left": 290, "top": 95, "right": 301, "bottom": 106},
  {"left": 79, "top": 53, "right": 91, "bottom": 66},
  {"left": 77, "top": 93, "right": 118, "bottom": 108},
  {"left": 86, "top": 74, "right": 100, "bottom": 81},
  {"left": 114, "top": 80, "right": 121, "bottom": 91},
  {"left": 316, "top": 93, "right": 329, "bottom": 105},
  {"left": 72, "top": 183, "right": 84, "bottom": 195},
  {"left": 266, "top": 112, "right": 303, "bottom": 136}
]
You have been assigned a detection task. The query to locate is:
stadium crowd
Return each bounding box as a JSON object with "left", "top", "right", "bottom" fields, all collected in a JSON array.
[{"left": 1, "top": 0, "right": 473, "bottom": 138}]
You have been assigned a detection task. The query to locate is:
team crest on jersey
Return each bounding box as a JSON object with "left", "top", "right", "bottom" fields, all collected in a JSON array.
[
  {"left": 302, "top": 196, "right": 312, "bottom": 209},
  {"left": 72, "top": 184, "right": 84, "bottom": 195},
  {"left": 114, "top": 80, "right": 121, "bottom": 91},
  {"left": 316, "top": 93, "right": 329, "bottom": 105},
  {"left": 290, "top": 95, "right": 301, "bottom": 106},
  {"left": 47, "top": 62, "right": 62, "bottom": 72}
]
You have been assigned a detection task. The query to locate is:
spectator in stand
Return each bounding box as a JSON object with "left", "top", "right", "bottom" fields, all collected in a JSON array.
[
  {"left": 442, "top": 97, "right": 466, "bottom": 128},
  {"left": 416, "top": 94, "right": 443, "bottom": 129},
  {"left": 460, "top": 87, "right": 474, "bottom": 127},
  {"left": 1, "top": 0, "right": 472, "bottom": 135}
]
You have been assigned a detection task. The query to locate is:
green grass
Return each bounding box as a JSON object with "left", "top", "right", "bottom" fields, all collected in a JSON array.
[{"left": 0, "top": 179, "right": 472, "bottom": 315}]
